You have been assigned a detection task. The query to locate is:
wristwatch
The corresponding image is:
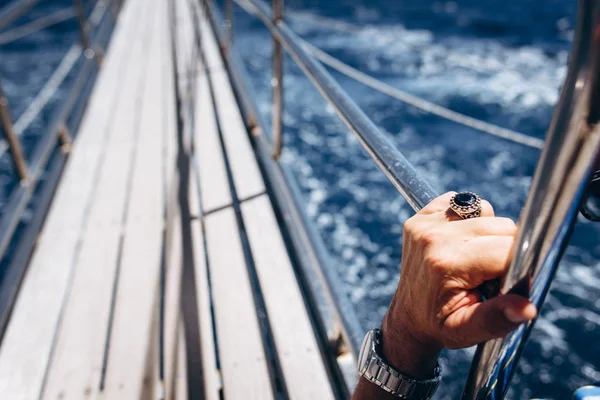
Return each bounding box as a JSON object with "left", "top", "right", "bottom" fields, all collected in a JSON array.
[{"left": 357, "top": 329, "right": 441, "bottom": 399}]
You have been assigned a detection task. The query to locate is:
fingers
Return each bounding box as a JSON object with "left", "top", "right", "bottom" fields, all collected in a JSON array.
[
  {"left": 449, "top": 217, "right": 517, "bottom": 237},
  {"left": 479, "top": 200, "right": 495, "bottom": 218},
  {"left": 445, "top": 236, "right": 514, "bottom": 283},
  {"left": 444, "top": 294, "right": 537, "bottom": 348},
  {"left": 419, "top": 192, "right": 456, "bottom": 215}
]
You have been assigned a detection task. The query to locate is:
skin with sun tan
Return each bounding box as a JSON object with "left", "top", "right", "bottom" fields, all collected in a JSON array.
[{"left": 352, "top": 192, "right": 537, "bottom": 400}]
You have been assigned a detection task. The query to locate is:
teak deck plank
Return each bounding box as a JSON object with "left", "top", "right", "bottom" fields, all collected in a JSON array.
[
  {"left": 188, "top": 162, "right": 221, "bottom": 400},
  {"left": 204, "top": 209, "right": 274, "bottom": 400},
  {"left": 0, "top": 0, "right": 144, "bottom": 397},
  {"left": 100, "top": 0, "right": 166, "bottom": 395},
  {"left": 175, "top": 0, "right": 196, "bottom": 93},
  {"left": 175, "top": 320, "right": 189, "bottom": 400},
  {"left": 164, "top": 207, "right": 183, "bottom": 400},
  {"left": 198, "top": 8, "right": 265, "bottom": 202},
  {"left": 242, "top": 195, "right": 337, "bottom": 400},
  {"left": 191, "top": 20, "right": 272, "bottom": 391},
  {"left": 164, "top": 0, "right": 179, "bottom": 210},
  {"left": 210, "top": 68, "right": 265, "bottom": 201},
  {"left": 196, "top": 71, "right": 231, "bottom": 211},
  {"left": 40, "top": 0, "right": 153, "bottom": 396},
  {"left": 191, "top": 3, "right": 339, "bottom": 399},
  {"left": 164, "top": 0, "right": 185, "bottom": 396},
  {"left": 196, "top": 3, "right": 223, "bottom": 71}
]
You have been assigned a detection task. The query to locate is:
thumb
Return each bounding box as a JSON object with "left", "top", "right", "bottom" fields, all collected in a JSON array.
[{"left": 445, "top": 294, "right": 537, "bottom": 348}]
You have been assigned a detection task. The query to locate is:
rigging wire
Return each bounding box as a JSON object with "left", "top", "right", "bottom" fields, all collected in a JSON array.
[
  {"left": 0, "top": 43, "right": 81, "bottom": 158},
  {"left": 287, "top": 9, "right": 361, "bottom": 33},
  {"left": 304, "top": 42, "right": 544, "bottom": 149},
  {"left": 287, "top": 10, "right": 545, "bottom": 149},
  {"left": 0, "top": 7, "right": 74, "bottom": 46}
]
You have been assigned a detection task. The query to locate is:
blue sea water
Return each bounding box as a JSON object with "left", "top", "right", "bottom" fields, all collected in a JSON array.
[
  {"left": 0, "top": 0, "right": 598, "bottom": 399},
  {"left": 0, "top": 0, "right": 79, "bottom": 205},
  {"left": 225, "top": 0, "right": 600, "bottom": 399}
]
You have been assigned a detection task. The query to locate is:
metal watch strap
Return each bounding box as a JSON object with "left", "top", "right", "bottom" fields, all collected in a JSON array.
[{"left": 358, "top": 329, "right": 441, "bottom": 399}]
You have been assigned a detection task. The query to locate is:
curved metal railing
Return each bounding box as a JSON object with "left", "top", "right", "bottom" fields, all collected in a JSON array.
[
  {"left": 204, "top": 0, "right": 600, "bottom": 398},
  {"left": 462, "top": 0, "right": 600, "bottom": 397},
  {"left": 0, "top": 0, "right": 122, "bottom": 336}
]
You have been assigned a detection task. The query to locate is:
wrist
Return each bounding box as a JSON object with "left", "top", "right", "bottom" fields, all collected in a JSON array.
[{"left": 381, "top": 309, "right": 442, "bottom": 379}]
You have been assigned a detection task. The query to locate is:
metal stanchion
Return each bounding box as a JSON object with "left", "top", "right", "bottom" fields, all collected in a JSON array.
[
  {"left": 57, "top": 122, "right": 72, "bottom": 153},
  {"left": 108, "top": 0, "right": 118, "bottom": 20},
  {"left": 271, "top": 0, "right": 283, "bottom": 159},
  {"left": 224, "top": 0, "right": 234, "bottom": 54},
  {"left": 0, "top": 74, "right": 30, "bottom": 183},
  {"left": 72, "top": 0, "right": 91, "bottom": 49},
  {"left": 73, "top": 0, "right": 103, "bottom": 65}
]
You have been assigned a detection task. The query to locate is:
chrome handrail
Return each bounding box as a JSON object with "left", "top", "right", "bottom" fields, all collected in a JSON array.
[
  {"left": 231, "top": 0, "right": 438, "bottom": 211},
  {"left": 270, "top": 0, "right": 284, "bottom": 159},
  {"left": 462, "top": 0, "right": 600, "bottom": 398}
]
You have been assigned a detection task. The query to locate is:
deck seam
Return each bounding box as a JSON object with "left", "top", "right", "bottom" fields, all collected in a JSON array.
[
  {"left": 99, "top": 0, "right": 168, "bottom": 394},
  {"left": 34, "top": 0, "right": 148, "bottom": 397},
  {"left": 193, "top": 2, "right": 346, "bottom": 398},
  {"left": 97, "top": 0, "right": 156, "bottom": 389},
  {"left": 199, "top": 1, "right": 357, "bottom": 396},
  {"left": 170, "top": 0, "right": 208, "bottom": 397},
  {"left": 192, "top": 6, "right": 289, "bottom": 397},
  {"left": 200, "top": 190, "right": 268, "bottom": 217}
]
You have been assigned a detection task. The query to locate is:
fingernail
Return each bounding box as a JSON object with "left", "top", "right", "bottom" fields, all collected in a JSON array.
[{"left": 504, "top": 307, "right": 529, "bottom": 324}]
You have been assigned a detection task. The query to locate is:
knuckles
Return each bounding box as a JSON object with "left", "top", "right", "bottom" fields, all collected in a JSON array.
[
  {"left": 422, "top": 252, "right": 452, "bottom": 275},
  {"left": 402, "top": 216, "right": 419, "bottom": 238},
  {"left": 403, "top": 214, "right": 447, "bottom": 250},
  {"left": 403, "top": 216, "right": 441, "bottom": 247},
  {"left": 495, "top": 217, "right": 518, "bottom": 235},
  {"left": 418, "top": 229, "right": 444, "bottom": 249},
  {"left": 404, "top": 216, "right": 453, "bottom": 274}
]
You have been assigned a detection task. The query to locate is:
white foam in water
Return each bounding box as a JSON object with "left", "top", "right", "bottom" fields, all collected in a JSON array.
[{"left": 298, "top": 21, "right": 568, "bottom": 111}]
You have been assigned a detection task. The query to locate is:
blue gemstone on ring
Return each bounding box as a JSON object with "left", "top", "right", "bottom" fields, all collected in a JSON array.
[{"left": 454, "top": 192, "right": 477, "bottom": 207}]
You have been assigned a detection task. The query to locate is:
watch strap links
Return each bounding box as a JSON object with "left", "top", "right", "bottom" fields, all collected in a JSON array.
[
  {"left": 359, "top": 329, "right": 441, "bottom": 399},
  {"left": 362, "top": 357, "right": 439, "bottom": 398}
]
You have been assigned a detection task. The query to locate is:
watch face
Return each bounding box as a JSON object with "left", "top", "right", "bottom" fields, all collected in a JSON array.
[{"left": 357, "top": 330, "right": 374, "bottom": 373}]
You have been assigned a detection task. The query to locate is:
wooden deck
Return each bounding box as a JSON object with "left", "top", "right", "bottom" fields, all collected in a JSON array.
[{"left": 0, "top": 0, "right": 348, "bottom": 398}]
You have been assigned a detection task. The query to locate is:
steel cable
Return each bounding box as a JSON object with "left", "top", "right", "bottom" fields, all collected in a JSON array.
[
  {"left": 303, "top": 41, "right": 544, "bottom": 149},
  {"left": 285, "top": 10, "right": 544, "bottom": 149},
  {"left": 0, "top": 8, "right": 74, "bottom": 45}
]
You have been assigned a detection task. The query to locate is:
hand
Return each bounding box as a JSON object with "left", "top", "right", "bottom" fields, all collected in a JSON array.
[{"left": 382, "top": 192, "right": 537, "bottom": 377}]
